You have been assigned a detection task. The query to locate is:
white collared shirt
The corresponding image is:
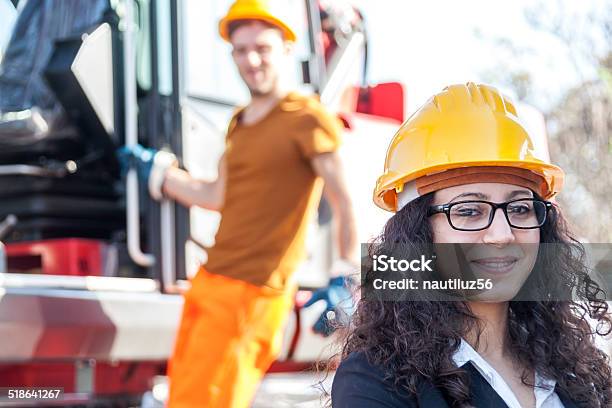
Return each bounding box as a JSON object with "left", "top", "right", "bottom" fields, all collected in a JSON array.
[{"left": 452, "top": 339, "right": 565, "bottom": 408}]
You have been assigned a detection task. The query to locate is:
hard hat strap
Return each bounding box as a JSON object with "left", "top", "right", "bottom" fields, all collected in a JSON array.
[{"left": 396, "top": 181, "right": 419, "bottom": 210}]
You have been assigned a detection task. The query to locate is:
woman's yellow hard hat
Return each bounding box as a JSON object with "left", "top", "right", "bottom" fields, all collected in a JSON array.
[
  {"left": 219, "top": 0, "right": 297, "bottom": 42},
  {"left": 374, "top": 82, "right": 565, "bottom": 212}
]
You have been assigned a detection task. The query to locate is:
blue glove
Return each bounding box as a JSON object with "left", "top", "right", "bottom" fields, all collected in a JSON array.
[
  {"left": 117, "top": 144, "right": 155, "bottom": 181},
  {"left": 117, "top": 144, "right": 177, "bottom": 200},
  {"left": 303, "top": 276, "right": 356, "bottom": 337}
]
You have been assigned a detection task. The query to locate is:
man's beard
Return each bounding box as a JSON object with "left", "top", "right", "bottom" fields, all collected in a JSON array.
[
  {"left": 249, "top": 87, "right": 270, "bottom": 97},
  {"left": 243, "top": 73, "right": 278, "bottom": 98},
  {"left": 247, "top": 82, "right": 277, "bottom": 97}
]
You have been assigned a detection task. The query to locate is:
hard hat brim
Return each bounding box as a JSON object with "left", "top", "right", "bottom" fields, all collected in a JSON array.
[{"left": 374, "top": 159, "right": 565, "bottom": 212}]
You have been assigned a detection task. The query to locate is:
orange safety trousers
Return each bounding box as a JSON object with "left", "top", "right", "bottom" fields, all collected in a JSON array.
[{"left": 166, "top": 267, "right": 295, "bottom": 408}]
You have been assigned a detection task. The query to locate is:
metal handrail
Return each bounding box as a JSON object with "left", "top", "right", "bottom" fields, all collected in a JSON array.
[
  {"left": 124, "top": 0, "right": 155, "bottom": 267},
  {"left": 0, "top": 243, "right": 4, "bottom": 275},
  {"left": 0, "top": 164, "right": 64, "bottom": 177},
  {"left": 305, "top": 0, "right": 327, "bottom": 91},
  {"left": 0, "top": 215, "right": 17, "bottom": 241},
  {"left": 160, "top": 200, "right": 177, "bottom": 291},
  {"left": 0, "top": 163, "right": 71, "bottom": 177},
  {"left": 0, "top": 215, "right": 17, "bottom": 274},
  {"left": 319, "top": 31, "right": 365, "bottom": 107},
  {"left": 0, "top": 272, "right": 158, "bottom": 292}
]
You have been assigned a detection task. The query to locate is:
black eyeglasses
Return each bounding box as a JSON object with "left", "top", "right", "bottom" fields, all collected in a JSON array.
[{"left": 428, "top": 198, "right": 553, "bottom": 231}]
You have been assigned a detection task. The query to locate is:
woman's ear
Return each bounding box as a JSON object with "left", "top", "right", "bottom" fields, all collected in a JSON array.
[{"left": 283, "top": 41, "right": 294, "bottom": 55}]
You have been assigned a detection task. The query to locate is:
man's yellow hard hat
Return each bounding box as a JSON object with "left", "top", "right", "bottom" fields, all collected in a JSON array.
[
  {"left": 374, "top": 82, "right": 565, "bottom": 212},
  {"left": 219, "top": 0, "right": 297, "bottom": 42}
]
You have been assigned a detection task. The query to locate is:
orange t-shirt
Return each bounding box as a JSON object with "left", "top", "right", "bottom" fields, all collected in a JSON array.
[{"left": 201, "top": 92, "right": 342, "bottom": 291}]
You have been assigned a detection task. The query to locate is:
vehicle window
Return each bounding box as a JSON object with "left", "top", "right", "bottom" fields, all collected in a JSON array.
[
  {"left": 155, "top": 0, "right": 173, "bottom": 95},
  {"left": 134, "top": 0, "right": 175, "bottom": 96},
  {"left": 135, "top": 0, "right": 152, "bottom": 92}
]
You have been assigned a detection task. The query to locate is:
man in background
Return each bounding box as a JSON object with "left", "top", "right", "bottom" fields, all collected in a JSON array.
[{"left": 121, "top": 0, "right": 358, "bottom": 406}]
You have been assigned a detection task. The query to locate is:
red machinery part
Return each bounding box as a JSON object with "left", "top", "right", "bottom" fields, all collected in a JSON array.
[
  {"left": 0, "top": 361, "right": 165, "bottom": 395},
  {"left": 5, "top": 238, "right": 107, "bottom": 276},
  {"left": 356, "top": 82, "right": 405, "bottom": 123}
]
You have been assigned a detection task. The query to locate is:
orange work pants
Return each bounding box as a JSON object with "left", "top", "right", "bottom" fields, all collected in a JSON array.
[{"left": 167, "top": 268, "right": 295, "bottom": 408}]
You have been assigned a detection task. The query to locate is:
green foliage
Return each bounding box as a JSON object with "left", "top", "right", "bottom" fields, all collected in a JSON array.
[{"left": 482, "top": 0, "right": 612, "bottom": 241}]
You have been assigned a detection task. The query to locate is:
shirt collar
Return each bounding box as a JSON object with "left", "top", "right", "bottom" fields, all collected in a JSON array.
[
  {"left": 452, "top": 339, "right": 558, "bottom": 406},
  {"left": 452, "top": 338, "right": 497, "bottom": 385},
  {"left": 278, "top": 91, "right": 304, "bottom": 112}
]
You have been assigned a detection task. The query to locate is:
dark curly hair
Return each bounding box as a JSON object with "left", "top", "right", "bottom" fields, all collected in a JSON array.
[{"left": 333, "top": 193, "right": 611, "bottom": 407}]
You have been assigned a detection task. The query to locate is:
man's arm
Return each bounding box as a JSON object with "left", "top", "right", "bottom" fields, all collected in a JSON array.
[
  {"left": 305, "top": 151, "right": 359, "bottom": 336},
  {"left": 162, "top": 153, "right": 227, "bottom": 211},
  {"left": 311, "top": 152, "right": 358, "bottom": 270}
]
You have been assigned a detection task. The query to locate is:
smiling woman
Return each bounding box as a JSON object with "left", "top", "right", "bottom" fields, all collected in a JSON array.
[{"left": 330, "top": 83, "right": 611, "bottom": 408}]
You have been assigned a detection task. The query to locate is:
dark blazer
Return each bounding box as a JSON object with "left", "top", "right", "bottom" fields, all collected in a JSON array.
[{"left": 331, "top": 352, "right": 579, "bottom": 408}]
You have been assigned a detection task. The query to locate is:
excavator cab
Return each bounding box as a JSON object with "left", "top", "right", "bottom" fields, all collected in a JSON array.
[
  {"left": 0, "top": 0, "right": 403, "bottom": 405},
  {"left": 0, "top": 1, "right": 122, "bottom": 245}
]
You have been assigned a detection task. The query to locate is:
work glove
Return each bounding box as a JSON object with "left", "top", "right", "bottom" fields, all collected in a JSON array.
[
  {"left": 304, "top": 261, "right": 358, "bottom": 336},
  {"left": 117, "top": 144, "right": 177, "bottom": 201}
]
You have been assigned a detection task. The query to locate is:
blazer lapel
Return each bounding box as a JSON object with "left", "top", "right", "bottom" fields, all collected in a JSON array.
[
  {"left": 464, "top": 362, "right": 510, "bottom": 408},
  {"left": 413, "top": 364, "right": 582, "bottom": 408},
  {"left": 555, "top": 387, "right": 579, "bottom": 408},
  {"left": 414, "top": 363, "right": 510, "bottom": 408},
  {"left": 416, "top": 382, "right": 451, "bottom": 407}
]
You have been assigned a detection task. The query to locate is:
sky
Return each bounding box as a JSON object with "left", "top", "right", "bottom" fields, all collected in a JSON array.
[
  {"left": 1, "top": 0, "right": 605, "bottom": 114},
  {"left": 350, "top": 0, "right": 604, "bottom": 113}
]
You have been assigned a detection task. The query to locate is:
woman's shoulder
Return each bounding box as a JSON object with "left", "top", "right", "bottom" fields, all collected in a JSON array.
[
  {"left": 331, "top": 351, "right": 419, "bottom": 408},
  {"left": 334, "top": 350, "right": 381, "bottom": 376}
]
